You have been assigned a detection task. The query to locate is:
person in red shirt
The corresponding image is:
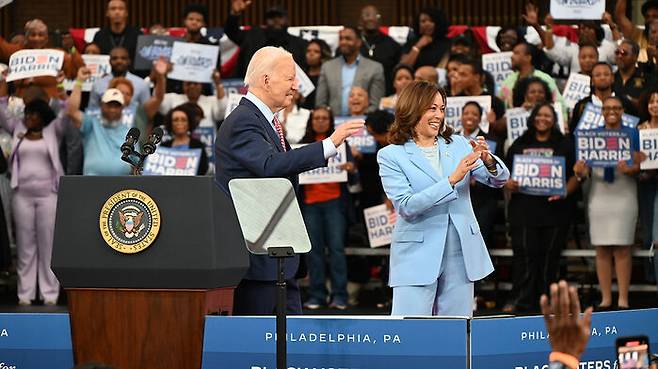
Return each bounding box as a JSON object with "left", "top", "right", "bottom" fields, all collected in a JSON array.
[{"left": 299, "top": 106, "right": 357, "bottom": 310}]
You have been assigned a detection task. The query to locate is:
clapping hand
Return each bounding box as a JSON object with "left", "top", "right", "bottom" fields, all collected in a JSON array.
[
  {"left": 448, "top": 151, "right": 481, "bottom": 186},
  {"left": 469, "top": 136, "right": 494, "bottom": 165}
]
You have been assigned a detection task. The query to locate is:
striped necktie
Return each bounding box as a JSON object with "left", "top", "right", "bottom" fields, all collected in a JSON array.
[{"left": 272, "top": 115, "right": 287, "bottom": 152}]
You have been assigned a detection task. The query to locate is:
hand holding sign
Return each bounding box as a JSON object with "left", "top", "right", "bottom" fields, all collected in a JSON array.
[{"left": 76, "top": 67, "right": 91, "bottom": 82}]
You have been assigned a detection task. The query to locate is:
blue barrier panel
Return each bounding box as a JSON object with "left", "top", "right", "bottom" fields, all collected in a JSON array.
[
  {"left": 202, "top": 316, "right": 468, "bottom": 369},
  {"left": 0, "top": 313, "right": 74, "bottom": 369},
  {"left": 471, "top": 308, "right": 658, "bottom": 369}
]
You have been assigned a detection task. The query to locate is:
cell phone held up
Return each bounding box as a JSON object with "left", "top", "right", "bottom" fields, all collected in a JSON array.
[{"left": 617, "top": 335, "right": 651, "bottom": 369}]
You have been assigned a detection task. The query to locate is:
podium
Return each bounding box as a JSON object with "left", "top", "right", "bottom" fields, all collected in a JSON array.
[{"left": 51, "top": 176, "right": 249, "bottom": 369}]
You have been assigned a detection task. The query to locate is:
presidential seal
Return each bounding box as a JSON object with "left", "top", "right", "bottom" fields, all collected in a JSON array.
[{"left": 99, "top": 189, "right": 161, "bottom": 254}]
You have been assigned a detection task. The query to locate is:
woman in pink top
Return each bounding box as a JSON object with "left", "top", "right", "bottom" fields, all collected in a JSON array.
[{"left": 0, "top": 97, "right": 69, "bottom": 305}]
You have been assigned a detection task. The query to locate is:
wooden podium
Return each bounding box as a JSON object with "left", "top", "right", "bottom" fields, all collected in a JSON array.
[{"left": 52, "top": 176, "right": 249, "bottom": 369}]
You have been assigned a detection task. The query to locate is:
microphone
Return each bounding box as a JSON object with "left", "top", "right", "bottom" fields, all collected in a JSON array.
[
  {"left": 121, "top": 127, "right": 141, "bottom": 157},
  {"left": 142, "top": 127, "right": 164, "bottom": 156}
]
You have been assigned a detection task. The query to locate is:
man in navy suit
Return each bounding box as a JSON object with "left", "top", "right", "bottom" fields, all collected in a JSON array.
[{"left": 215, "top": 46, "right": 364, "bottom": 315}]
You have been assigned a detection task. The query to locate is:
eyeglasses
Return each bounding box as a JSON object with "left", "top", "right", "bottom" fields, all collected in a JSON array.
[
  {"left": 615, "top": 49, "right": 629, "bottom": 56},
  {"left": 602, "top": 106, "right": 623, "bottom": 112}
]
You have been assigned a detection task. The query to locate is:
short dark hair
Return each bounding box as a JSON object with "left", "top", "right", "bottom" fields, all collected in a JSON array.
[
  {"left": 183, "top": 4, "right": 208, "bottom": 22},
  {"left": 620, "top": 38, "right": 640, "bottom": 56},
  {"left": 495, "top": 26, "right": 519, "bottom": 50},
  {"left": 462, "top": 101, "right": 483, "bottom": 117},
  {"left": 592, "top": 61, "right": 613, "bottom": 74},
  {"left": 392, "top": 64, "right": 414, "bottom": 79},
  {"left": 515, "top": 41, "right": 539, "bottom": 62},
  {"left": 459, "top": 57, "right": 484, "bottom": 76},
  {"left": 579, "top": 21, "right": 605, "bottom": 45},
  {"left": 24, "top": 99, "right": 56, "bottom": 128},
  {"left": 365, "top": 110, "right": 395, "bottom": 135},
  {"left": 340, "top": 26, "right": 360, "bottom": 38},
  {"left": 642, "top": 0, "right": 658, "bottom": 17}
]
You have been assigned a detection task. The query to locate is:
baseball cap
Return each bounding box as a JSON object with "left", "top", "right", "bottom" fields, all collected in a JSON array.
[{"left": 101, "top": 88, "right": 125, "bottom": 105}]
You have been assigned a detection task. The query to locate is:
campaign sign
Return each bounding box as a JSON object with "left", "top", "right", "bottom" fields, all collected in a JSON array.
[
  {"left": 192, "top": 126, "right": 215, "bottom": 164},
  {"left": 143, "top": 146, "right": 202, "bottom": 175},
  {"left": 7, "top": 49, "right": 64, "bottom": 82},
  {"left": 63, "top": 54, "right": 111, "bottom": 91},
  {"left": 222, "top": 78, "right": 248, "bottom": 96},
  {"left": 445, "top": 96, "right": 492, "bottom": 132},
  {"left": 0, "top": 313, "right": 74, "bottom": 369},
  {"left": 640, "top": 128, "right": 658, "bottom": 170},
  {"left": 512, "top": 155, "right": 566, "bottom": 197},
  {"left": 168, "top": 41, "right": 219, "bottom": 83},
  {"left": 224, "top": 92, "right": 244, "bottom": 120},
  {"left": 550, "top": 0, "right": 606, "bottom": 20},
  {"left": 482, "top": 52, "right": 513, "bottom": 92},
  {"left": 576, "top": 103, "right": 640, "bottom": 131},
  {"left": 576, "top": 129, "right": 633, "bottom": 167},
  {"left": 295, "top": 143, "right": 347, "bottom": 184},
  {"left": 364, "top": 204, "right": 396, "bottom": 248},
  {"left": 562, "top": 73, "right": 591, "bottom": 109},
  {"left": 335, "top": 116, "right": 376, "bottom": 154},
  {"left": 202, "top": 316, "right": 468, "bottom": 369},
  {"left": 134, "top": 35, "right": 178, "bottom": 70},
  {"left": 295, "top": 62, "right": 315, "bottom": 98},
  {"left": 506, "top": 108, "right": 530, "bottom": 143},
  {"left": 471, "top": 308, "right": 658, "bottom": 369}
]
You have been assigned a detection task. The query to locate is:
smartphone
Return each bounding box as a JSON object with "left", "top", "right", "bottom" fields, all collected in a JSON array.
[{"left": 617, "top": 335, "right": 651, "bottom": 369}]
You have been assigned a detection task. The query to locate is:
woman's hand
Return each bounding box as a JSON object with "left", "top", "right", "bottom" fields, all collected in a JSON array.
[
  {"left": 573, "top": 160, "right": 589, "bottom": 179},
  {"left": 448, "top": 151, "right": 481, "bottom": 186},
  {"left": 470, "top": 136, "right": 494, "bottom": 165},
  {"left": 415, "top": 35, "right": 433, "bottom": 50}
]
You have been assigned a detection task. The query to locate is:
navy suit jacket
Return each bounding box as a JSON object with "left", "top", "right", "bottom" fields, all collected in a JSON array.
[{"left": 215, "top": 97, "right": 327, "bottom": 281}]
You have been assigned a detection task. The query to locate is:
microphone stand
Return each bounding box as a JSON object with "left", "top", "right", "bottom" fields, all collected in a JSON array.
[{"left": 121, "top": 145, "right": 159, "bottom": 175}]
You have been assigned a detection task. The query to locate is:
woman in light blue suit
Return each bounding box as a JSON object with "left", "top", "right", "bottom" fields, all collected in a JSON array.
[{"left": 377, "top": 81, "right": 510, "bottom": 317}]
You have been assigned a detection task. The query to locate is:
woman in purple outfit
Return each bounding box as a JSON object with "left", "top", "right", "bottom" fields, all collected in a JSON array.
[{"left": 0, "top": 96, "right": 69, "bottom": 305}]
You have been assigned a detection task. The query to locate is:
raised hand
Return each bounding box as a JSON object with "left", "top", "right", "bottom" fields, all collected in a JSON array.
[
  {"left": 522, "top": 3, "right": 540, "bottom": 27},
  {"left": 212, "top": 69, "right": 222, "bottom": 85},
  {"left": 231, "top": 0, "right": 252, "bottom": 15},
  {"left": 540, "top": 281, "right": 593, "bottom": 360},
  {"left": 76, "top": 67, "right": 91, "bottom": 82},
  {"left": 329, "top": 119, "right": 365, "bottom": 148}
]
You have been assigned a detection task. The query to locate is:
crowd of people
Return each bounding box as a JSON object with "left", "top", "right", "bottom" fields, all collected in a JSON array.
[{"left": 0, "top": 0, "right": 657, "bottom": 314}]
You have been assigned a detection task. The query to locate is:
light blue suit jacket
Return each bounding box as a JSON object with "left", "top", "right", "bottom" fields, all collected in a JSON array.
[{"left": 377, "top": 135, "right": 510, "bottom": 287}]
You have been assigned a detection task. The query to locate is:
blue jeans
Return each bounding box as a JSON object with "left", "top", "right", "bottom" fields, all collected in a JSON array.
[{"left": 302, "top": 198, "right": 348, "bottom": 303}]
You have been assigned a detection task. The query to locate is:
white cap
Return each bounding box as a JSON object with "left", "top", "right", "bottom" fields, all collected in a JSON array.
[{"left": 101, "top": 88, "right": 125, "bottom": 105}]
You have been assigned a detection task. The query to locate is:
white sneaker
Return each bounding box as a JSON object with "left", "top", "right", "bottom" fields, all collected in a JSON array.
[{"left": 18, "top": 299, "right": 31, "bottom": 306}]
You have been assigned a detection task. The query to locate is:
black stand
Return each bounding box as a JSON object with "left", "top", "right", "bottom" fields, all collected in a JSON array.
[{"left": 268, "top": 246, "right": 295, "bottom": 369}]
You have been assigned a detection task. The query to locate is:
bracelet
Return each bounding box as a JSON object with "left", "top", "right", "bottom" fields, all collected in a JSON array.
[
  {"left": 412, "top": 46, "right": 421, "bottom": 53},
  {"left": 75, "top": 79, "right": 84, "bottom": 88},
  {"left": 549, "top": 352, "right": 579, "bottom": 369},
  {"left": 56, "top": 82, "right": 65, "bottom": 89}
]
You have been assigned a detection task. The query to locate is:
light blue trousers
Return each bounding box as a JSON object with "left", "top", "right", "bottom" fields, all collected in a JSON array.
[{"left": 391, "top": 221, "right": 474, "bottom": 317}]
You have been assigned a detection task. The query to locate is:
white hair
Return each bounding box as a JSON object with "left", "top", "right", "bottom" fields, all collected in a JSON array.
[
  {"left": 24, "top": 19, "right": 48, "bottom": 36},
  {"left": 244, "top": 46, "right": 293, "bottom": 87}
]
